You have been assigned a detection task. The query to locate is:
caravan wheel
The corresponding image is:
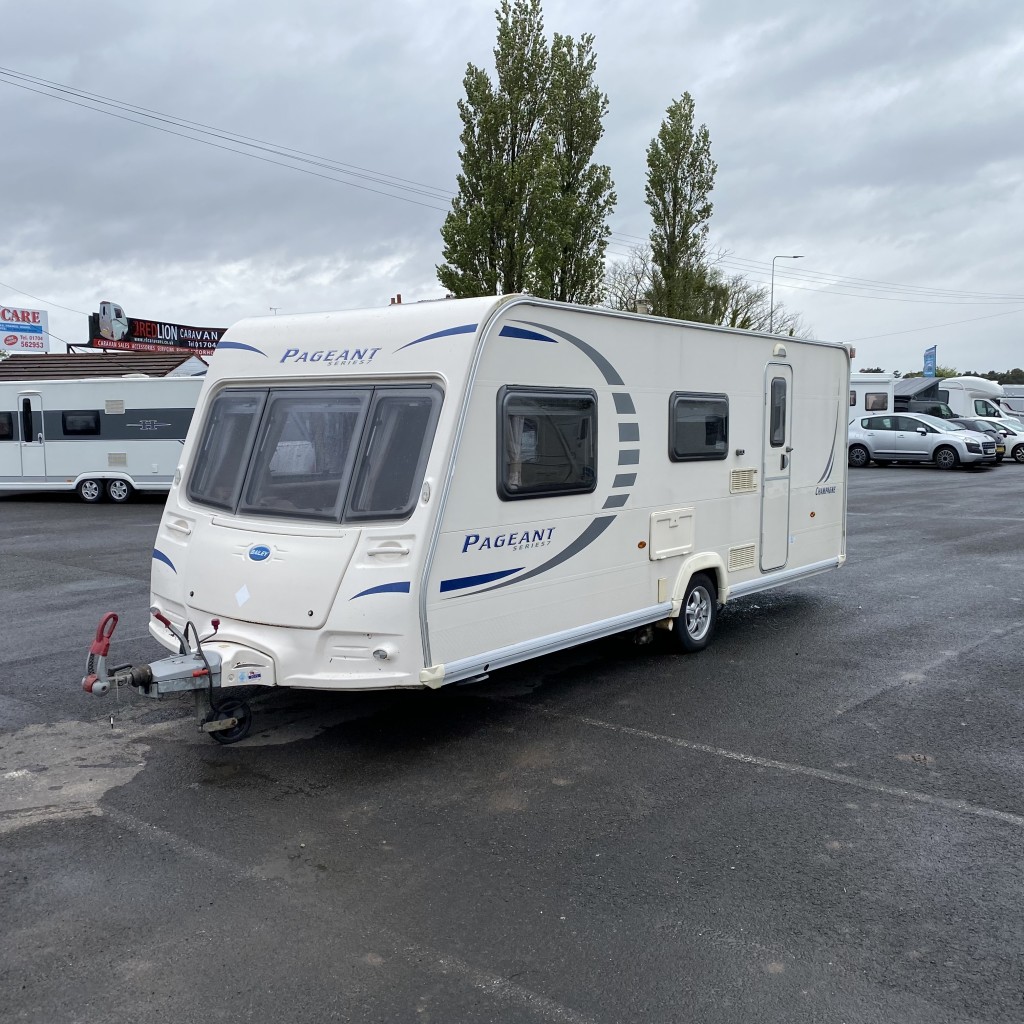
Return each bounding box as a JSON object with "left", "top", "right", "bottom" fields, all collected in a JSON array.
[
  {"left": 76, "top": 479, "right": 103, "bottom": 503},
  {"left": 106, "top": 479, "right": 133, "bottom": 503},
  {"left": 674, "top": 573, "right": 717, "bottom": 653}
]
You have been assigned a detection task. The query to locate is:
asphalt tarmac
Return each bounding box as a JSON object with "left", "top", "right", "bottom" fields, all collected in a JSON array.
[{"left": 2, "top": 463, "right": 1023, "bottom": 1024}]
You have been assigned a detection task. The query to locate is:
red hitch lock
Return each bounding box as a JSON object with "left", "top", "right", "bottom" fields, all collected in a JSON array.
[{"left": 82, "top": 612, "right": 118, "bottom": 694}]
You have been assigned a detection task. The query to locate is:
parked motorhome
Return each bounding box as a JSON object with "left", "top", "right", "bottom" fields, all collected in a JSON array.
[
  {"left": 938, "top": 377, "right": 1012, "bottom": 419},
  {"left": 1, "top": 375, "right": 203, "bottom": 501},
  {"left": 80, "top": 296, "right": 851, "bottom": 741},
  {"left": 850, "top": 373, "right": 894, "bottom": 418}
]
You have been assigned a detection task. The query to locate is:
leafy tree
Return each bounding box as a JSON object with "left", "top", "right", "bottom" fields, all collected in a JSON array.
[
  {"left": 438, "top": 0, "right": 550, "bottom": 297},
  {"left": 644, "top": 93, "right": 717, "bottom": 320},
  {"left": 530, "top": 33, "right": 616, "bottom": 303},
  {"left": 859, "top": 366, "right": 885, "bottom": 373},
  {"left": 438, "top": 1, "right": 615, "bottom": 303}
]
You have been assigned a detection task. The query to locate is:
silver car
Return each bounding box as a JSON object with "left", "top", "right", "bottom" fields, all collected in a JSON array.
[{"left": 848, "top": 413, "right": 995, "bottom": 470}]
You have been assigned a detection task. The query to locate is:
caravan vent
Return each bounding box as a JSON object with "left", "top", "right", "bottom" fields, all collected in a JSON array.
[
  {"left": 728, "top": 544, "right": 757, "bottom": 572},
  {"left": 105, "top": 399, "right": 125, "bottom": 415},
  {"left": 108, "top": 452, "right": 127, "bottom": 467},
  {"left": 730, "top": 468, "right": 758, "bottom": 494}
]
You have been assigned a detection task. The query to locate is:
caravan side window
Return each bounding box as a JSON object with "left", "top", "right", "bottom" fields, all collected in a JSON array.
[
  {"left": 864, "top": 392, "right": 888, "bottom": 411},
  {"left": 498, "top": 387, "right": 597, "bottom": 500},
  {"left": 669, "top": 392, "right": 728, "bottom": 461},
  {"left": 0, "top": 412, "right": 13, "bottom": 441},
  {"left": 62, "top": 410, "right": 101, "bottom": 436},
  {"left": 769, "top": 377, "right": 787, "bottom": 447},
  {"left": 850, "top": 391, "right": 856, "bottom": 407}
]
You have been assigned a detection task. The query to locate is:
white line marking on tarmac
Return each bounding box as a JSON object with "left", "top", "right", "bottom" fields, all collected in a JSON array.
[{"left": 510, "top": 704, "right": 1024, "bottom": 830}]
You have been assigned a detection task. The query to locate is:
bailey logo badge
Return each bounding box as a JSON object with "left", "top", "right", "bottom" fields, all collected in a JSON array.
[{"left": 248, "top": 545, "right": 271, "bottom": 562}]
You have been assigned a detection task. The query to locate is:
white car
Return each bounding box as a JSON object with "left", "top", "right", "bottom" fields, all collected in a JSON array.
[
  {"left": 977, "top": 417, "right": 1024, "bottom": 463},
  {"left": 848, "top": 412, "right": 995, "bottom": 469}
]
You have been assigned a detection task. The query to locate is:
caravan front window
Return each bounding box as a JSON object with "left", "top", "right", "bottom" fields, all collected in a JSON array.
[
  {"left": 188, "top": 390, "right": 266, "bottom": 510},
  {"left": 239, "top": 389, "right": 371, "bottom": 520},
  {"left": 188, "top": 384, "right": 441, "bottom": 523}
]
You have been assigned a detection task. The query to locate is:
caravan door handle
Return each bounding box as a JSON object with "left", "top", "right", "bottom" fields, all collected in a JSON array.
[{"left": 781, "top": 453, "right": 790, "bottom": 470}]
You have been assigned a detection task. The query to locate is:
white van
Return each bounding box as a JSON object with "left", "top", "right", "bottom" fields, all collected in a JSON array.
[
  {"left": 938, "top": 377, "right": 1013, "bottom": 419},
  {"left": 81, "top": 296, "right": 851, "bottom": 741}
]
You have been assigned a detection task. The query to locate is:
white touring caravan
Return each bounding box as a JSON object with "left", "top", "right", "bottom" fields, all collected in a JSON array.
[
  {"left": 1, "top": 375, "right": 203, "bottom": 501},
  {"left": 80, "top": 296, "right": 850, "bottom": 742},
  {"left": 850, "top": 372, "right": 894, "bottom": 418}
]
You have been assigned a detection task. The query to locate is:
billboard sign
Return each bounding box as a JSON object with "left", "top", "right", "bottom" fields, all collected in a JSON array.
[
  {"left": 1, "top": 306, "right": 50, "bottom": 353},
  {"left": 87, "top": 300, "right": 226, "bottom": 353},
  {"left": 923, "top": 345, "right": 937, "bottom": 378}
]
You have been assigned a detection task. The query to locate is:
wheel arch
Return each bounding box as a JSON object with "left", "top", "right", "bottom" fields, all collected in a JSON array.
[{"left": 668, "top": 553, "right": 728, "bottom": 615}]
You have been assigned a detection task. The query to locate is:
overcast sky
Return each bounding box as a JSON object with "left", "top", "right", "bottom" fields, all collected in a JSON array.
[{"left": 1, "top": 0, "right": 1022, "bottom": 372}]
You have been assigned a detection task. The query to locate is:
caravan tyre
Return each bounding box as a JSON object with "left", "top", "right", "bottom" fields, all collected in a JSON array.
[
  {"left": 77, "top": 479, "right": 103, "bottom": 503},
  {"left": 675, "top": 573, "right": 717, "bottom": 653},
  {"left": 848, "top": 445, "right": 869, "bottom": 468},
  {"left": 106, "top": 479, "right": 133, "bottom": 503}
]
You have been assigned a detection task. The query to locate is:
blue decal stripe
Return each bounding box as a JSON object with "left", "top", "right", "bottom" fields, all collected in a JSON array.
[
  {"left": 395, "top": 323, "right": 478, "bottom": 352},
  {"left": 440, "top": 567, "right": 523, "bottom": 593},
  {"left": 499, "top": 325, "right": 557, "bottom": 343},
  {"left": 152, "top": 548, "right": 176, "bottom": 573},
  {"left": 217, "top": 341, "right": 266, "bottom": 355},
  {"left": 351, "top": 581, "right": 411, "bottom": 599}
]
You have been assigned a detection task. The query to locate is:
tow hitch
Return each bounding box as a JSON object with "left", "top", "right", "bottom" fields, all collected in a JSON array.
[{"left": 80, "top": 609, "right": 256, "bottom": 744}]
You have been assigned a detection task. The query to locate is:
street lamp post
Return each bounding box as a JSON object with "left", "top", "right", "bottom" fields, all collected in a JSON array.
[{"left": 770, "top": 255, "right": 803, "bottom": 334}]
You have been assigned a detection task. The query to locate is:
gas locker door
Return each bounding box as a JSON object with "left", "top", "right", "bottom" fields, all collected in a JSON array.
[
  {"left": 18, "top": 392, "right": 46, "bottom": 476},
  {"left": 760, "top": 365, "right": 793, "bottom": 572}
]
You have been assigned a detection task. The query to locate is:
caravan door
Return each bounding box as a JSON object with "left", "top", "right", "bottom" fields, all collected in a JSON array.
[
  {"left": 18, "top": 392, "right": 45, "bottom": 477},
  {"left": 760, "top": 365, "right": 793, "bottom": 572}
]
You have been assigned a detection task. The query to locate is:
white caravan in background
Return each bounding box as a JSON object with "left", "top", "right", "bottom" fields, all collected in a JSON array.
[
  {"left": 80, "top": 296, "right": 851, "bottom": 742},
  {"left": 850, "top": 372, "right": 894, "bottom": 419},
  {"left": 1000, "top": 385, "right": 1024, "bottom": 416},
  {"left": 0, "top": 375, "right": 202, "bottom": 501}
]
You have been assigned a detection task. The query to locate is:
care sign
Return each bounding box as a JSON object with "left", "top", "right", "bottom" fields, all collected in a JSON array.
[{"left": 1, "top": 306, "right": 50, "bottom": 353}]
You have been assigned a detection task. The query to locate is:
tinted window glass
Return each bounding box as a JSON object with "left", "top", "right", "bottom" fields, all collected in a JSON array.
[
  {"left": 240, "top": 390, "right": 370, "bottom": 520},
  {"left": 669, "top": 392, "right": 728, "bottom": 461},
  {"left": 864, "top": 392, "right": 888, "bottom": 411},
  {"left": 865, "top": 416, "right": 893, "bottom": 430},
  {"left": 0, "top": 412, "right": 13, "bottom": 441},
  {"left": 21, "top": 399, "right": 33, "bottom": 441},
  {"left": 500, "top": 389, "right": 597, "bottom": 499},
  {"left": 849, "top": 391, "right": 855, "bottom": 407},
  {"left": 188, "top": 385, "right": 442, "bottom": 523},
  {"left": 769, "top": 377, "right": 787, "bottom": 447},
  {"left": 896, "top": 416, "right": 924, "bottom": 432},
  {"left": 347, "top": 389, "right": 442, "bottom": 519},
  {"left": 188, "top": 390, "right": 266, "bottom": 510},
  {"left": 62, "top": 410, "right": 101, "bottom": 436}
]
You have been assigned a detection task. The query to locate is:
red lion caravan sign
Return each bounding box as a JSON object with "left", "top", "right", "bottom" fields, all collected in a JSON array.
[{"left": 88, "top": 300, "right": 226, "bottom": 353}]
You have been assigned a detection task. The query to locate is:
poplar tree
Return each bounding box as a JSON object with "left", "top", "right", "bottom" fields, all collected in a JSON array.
[
  {"left": 645, "top": 93, "right": 717, "bottom": 320},
  {"left": 438, "top": 0, "right": 550, "bottom": 297},
  {"left": 437, "top": 1, "right": 615, "bottom": 302},
  {"left": 530, "top": 33, "right": 616, "bottom": 304}
]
